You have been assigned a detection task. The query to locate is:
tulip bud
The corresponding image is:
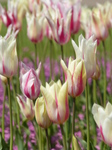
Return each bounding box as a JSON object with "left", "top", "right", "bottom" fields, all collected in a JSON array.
[
  {"left": 20, "top": 62, "right": 41, "bottom": 100},
  {"left": 72, "top": 34, "right": 97, "bottom": 79},
  {"left": 92, "top": 102, "right": 112, "bottom": 147},
  {"left": 41, "top": 80, "right": 69, "bottom": 124},
  {"left": 35, "top": 96, "right": 52, "bottom": 128},
  {"left": 17, "top": 95, "right": 35, "bottom": 121},
  {"left": 0, "top": 75, "right": 7, "bottom": 84},
  {"left": 61, "top": 58, "right": 86, "bottom": 97},
  {"left": 0, "top": 28, "right": 18, "bottom": 77},
  {"left": 92, "top": 60, "right": 100, "bottom": 80}
]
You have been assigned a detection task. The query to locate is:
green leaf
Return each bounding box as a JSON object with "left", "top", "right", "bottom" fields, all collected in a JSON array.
[
  {"left": 15, "top": 130, "right": 24, "bottom": 150},
  {"left": 72, "top": 135, "right": 81, "bottom": 150}
]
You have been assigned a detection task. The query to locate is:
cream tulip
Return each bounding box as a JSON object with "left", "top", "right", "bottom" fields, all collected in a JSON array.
[
  {"left": 72, "top": 34, "right": 97, "bottom": 79},
  {"left": 17, "top": 95, "right": 35, "bottom": 121},
  {"left": 61, "top": 58, "right": 86, "bottom": 97},
  {"left": 35, "top": 96, "right": 52, "bottom": 128},
  {"left": 41, "top": 80, "right": 69, "bottom": 124},
  {"left": 92, "top": 102, "right": 112, "bottom": 147},
  {"left": 0, "top": 29, "right": 18, "bottom": 77}
]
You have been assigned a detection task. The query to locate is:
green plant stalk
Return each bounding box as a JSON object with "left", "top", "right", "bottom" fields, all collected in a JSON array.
[
  {"left": 102, "top": 41, "right": 106, "bottom": 107},
  {"left": 45, "top": 129, "right": 50, "bottom": 150},
  {"left": 72, "top": 98, "right": 76, "bottom": 150},
  {"left": 11, "top": 79, "right": 21, "bottom": 133},
  {"left": 34, "top": 44, "right": 37, "bottom": 69},
  {"left": 39, "top": 126, "right": 42, "bottom": 150},
  {"left": 2, "top": 84, "right": 6, "bottom": 139},
  {"left": 93, "top": 80, "right": 97, "bottom": 103},
  {"left": 85, "top": 83, "right": 90, "bottom": 150},
  {"left": 50, "top": 40, "right": 53, "bottom": 80},
  {"left": 61, "top": 45, "right": 64, "bottom": 61},
  {"left": 17, "top": 33, "right": 20, "bottom": 94},
  {"left": 60, "top": 124, "right": 67, "bottom": 150},
  {"left": 8, "top": 78, "right": 13, "bottom": 150}
]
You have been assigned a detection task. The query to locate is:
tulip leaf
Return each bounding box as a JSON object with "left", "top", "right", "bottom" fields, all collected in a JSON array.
[
  {"left": 0, "top": 133, "right": 9, "bottom": 150},
  {"left": 15, "top": 130, "right": 24, "bottom": 150},
  {"left": 77, "top": 137, "right": 87, "bottom": 149},
  {"left": 72, "top": 135, "right": 81, "bottom": 150}
]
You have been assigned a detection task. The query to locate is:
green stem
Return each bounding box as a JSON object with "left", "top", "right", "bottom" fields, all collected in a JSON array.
[
  {"left": 34, "top": 44, "right": 37, "bottom": 69},
  {"left": 93, "top": 80, "right": 97, "bottom": 103},
  {"left": 11, "top": 79, "right": 21, "bottom": 134},
  {"left": 72, "top": 98, "right": 75, "bottom": 150},
  {"left": 2, "top": 84, "right": 6, "bottom": 139},
  {"left": 60, "top": 124, "right": 67, "bottom": 150},
  {"left": 45, "top": 129, "right": 50, "bottom": 150},
  {"left": 50, "top": 40, "right": 52, "bottom": 78},
  {"left": 39, "top": 126, "right": 42, "bottom": 150},
  {"left": 61, "top": 45, "right": 64, "bottom": 60},
  {"left": 102, "top": 41, "right": 106, "bottom": 107},
  {"left": 85, "top": 83, "right": 90, "bottom": 150},
  {"left": 32, "top": 121, "right": 39, "bottom": 148},
  {"left": 17, "top": 33, "right": 20, "bottom": 94},
  {"left": 8, "top": 78, "right": 13, "bottom": 150}
]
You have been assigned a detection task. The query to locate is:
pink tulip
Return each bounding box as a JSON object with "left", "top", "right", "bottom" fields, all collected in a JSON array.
[
  {"left": 20, "top": 62, "right": 41, "bottom": 100},
  {"left": 45, "top": 1, "right": 71, "bottom": 45},
  {"left": 70, "top": 1, "right": 81, "bottom": 34}
]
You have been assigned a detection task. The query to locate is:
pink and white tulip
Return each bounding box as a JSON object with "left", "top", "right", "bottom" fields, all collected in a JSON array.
[
  {"left": 70, "top": 1, "right": 81, "bottom": 34},
  {"left": 72, "top": 34, "right": 97, "bottom": 79},
  {"left": 92, "top": 102, "right": 112, "bottom": 147},
  {"left": 20, "top": 62, "right": 41, "bottom": 100},
  {"left": 0, "top": 28, "right": 18, "bottom": 77},
  {"left": 45, "top": 2, "right": 71, "bottom": 45},
  {"left": 41, "top": 80, "right": 69, "bottom": 124},
  {"left": 35, "top": 96, "right": 52, "bottom": 128},
  {"left": 17, "top": 95, "right": 35, "bottom": 121},
  {"left": 61, "top": 58, "right": 86, "bottom": 97}
]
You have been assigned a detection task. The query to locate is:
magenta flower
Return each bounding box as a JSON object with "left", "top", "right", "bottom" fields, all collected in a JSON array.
[{"left": 20, "top": 62, "right": 41, "bottom": 100}]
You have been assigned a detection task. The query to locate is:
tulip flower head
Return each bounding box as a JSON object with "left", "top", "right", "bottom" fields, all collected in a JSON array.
[
  {"left": 72, "top": 34, "right": 97, "bottom": 79},
  {"left": 20, "top": 62, "right": 41, "bottom": 100},
  {"left": 41, "top": 80, "right": 69, "bottom": 124},
  {"left": 26, "top": 2, "right": 44, "bottom": 43},
  {"left": 61, "top": 57, "right": 86, "bottom": 97},
  {"left": 45, "top": 1, "right": 71, "bottom": 45},
  {"left": 92, "top": 102, "right": 112, "bottom": 147},
  {"left": 91, "top": 7, "right": 108, "bottom": 41},
  {"left": 35, "top": 96, "right": 52, "bottom": 128},
  {"left": 70, "top": 1, "right": 81, "bottom": 34},
  {"left": 0, "top": 29, "right": 18, "bottom": 77},
  {"left": 17, "top": 95, "right": 35, "bottom": 121}
]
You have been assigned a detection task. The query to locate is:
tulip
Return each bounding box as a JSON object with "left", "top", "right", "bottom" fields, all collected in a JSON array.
[
  {"left": 0, "top": 75, "right": 7, "bottom": 84},
  {"left": 17, "top": 95, "right": 35, "bottom": 120},
  {"left": 35, "top": 96, "right": 52, "bottom": 128},
  {"left": 70, "top": 1, "right": 81, "bottom": 34},
  {"left": 20, "top": 62, "right": 41, "bottom": 100},
  {"left": 0, "top": 4, "right": 12, "bottom": 27},
  {"left": 61, "top": 57, "right": 86, "bottom": 97},
  {"left": 41, "top": 80, "right": 69, "bottom": 124},
  {"left": 92, "top": 102, "right": 112, "bottom": 147},
  {"left": 92, "top": 59, "right": 100, "bottom": 80},
  {"left": 45, "top": 2, "right": 71, "bottom": 45},
  {"left": 26, "top": 3, "right": 44, "bottom": 43},
  {"left": 97, "top": 2, "right": 112, "bottom": 29},
  {"left": 80, "top": 6, "right": 93, "bottom": 40},
  {"left": 0, "top": 29, "right": 18, "bottom": 77},
  {"left": 72, "top": 34, "right": 97, "bottom": 79},
  {"left": 91, "top": 7, "right": 108, "bottom": 41}
]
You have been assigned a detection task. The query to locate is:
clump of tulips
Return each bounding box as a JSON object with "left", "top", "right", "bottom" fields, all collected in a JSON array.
[{"left": 0, "top": 0, "right": 112, "bottom": 150}]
